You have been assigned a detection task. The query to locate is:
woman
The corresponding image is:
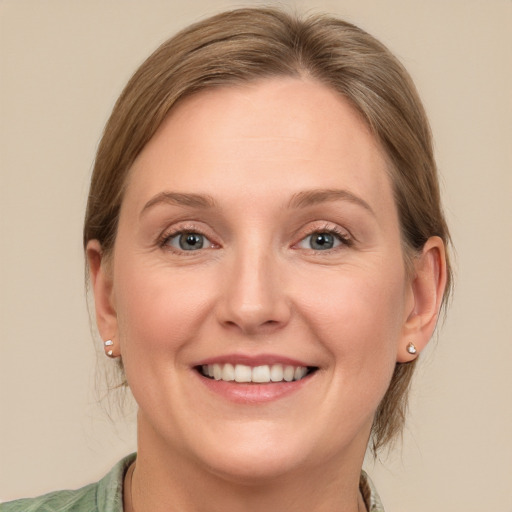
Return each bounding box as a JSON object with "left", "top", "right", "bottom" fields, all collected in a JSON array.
[{"left": 3, "top": 7, "right": 450, "bottom": 512}]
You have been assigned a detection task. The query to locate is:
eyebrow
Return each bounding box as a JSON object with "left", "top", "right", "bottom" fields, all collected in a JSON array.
[
  {"left": 140, "top": 192, "right": 216, "bottom": 217},
  {"left": 140, "top": 188, "right": 374, "bottom": 217},
  {"left": 288, "top": 189, "right": 375, "bottom": 215}
]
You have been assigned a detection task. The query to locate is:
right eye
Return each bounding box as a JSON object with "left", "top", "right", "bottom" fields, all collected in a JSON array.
[{"left": 164, "top": 232, "right": 212, "bottom": 251}]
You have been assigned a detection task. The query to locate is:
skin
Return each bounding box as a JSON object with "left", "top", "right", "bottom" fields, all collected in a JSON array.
[{"left": 88, "top": 78, "right": 446, "bottom": 512}]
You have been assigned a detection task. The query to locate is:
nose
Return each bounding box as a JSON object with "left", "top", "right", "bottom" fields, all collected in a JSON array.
[{"left": 216, "top": 247, "right": 291, "bottom": 336}]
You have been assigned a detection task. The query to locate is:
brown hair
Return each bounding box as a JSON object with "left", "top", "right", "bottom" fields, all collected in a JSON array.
[{"left": 84, "top": 7, "right": 452, "bottom": 452}]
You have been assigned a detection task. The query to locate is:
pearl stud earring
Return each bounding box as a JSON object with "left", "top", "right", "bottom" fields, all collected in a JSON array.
[
  {"left": 104, "top": 339, "right": 115, "bottom": 358},
  {"left": 406, "top": 342, "right": 417, "bottom": 355}
]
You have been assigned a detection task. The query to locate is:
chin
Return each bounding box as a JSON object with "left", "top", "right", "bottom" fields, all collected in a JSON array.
[
  {"left": 167, "top": 418, "right": 312, "bottom": 483},
  {"left": 182, "top": 417, "right": 358, "bottom": 485},
  {"left": 200, "top": 444, "right": 308, "bottom": 484}
]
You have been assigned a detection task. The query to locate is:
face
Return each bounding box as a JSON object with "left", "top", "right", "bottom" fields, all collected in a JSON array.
[{"left": 98, "top": 78, "right": 417, "bottom": 481}]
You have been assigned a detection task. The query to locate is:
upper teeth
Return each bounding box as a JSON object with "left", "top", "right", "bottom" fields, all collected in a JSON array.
[{"left": 201, "top": 363, "right": 309, "bottom": 383}]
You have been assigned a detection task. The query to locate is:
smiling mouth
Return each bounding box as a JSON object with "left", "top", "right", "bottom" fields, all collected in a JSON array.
[{"left": 196, "top": 363, "right": 317, "bottom": 383}]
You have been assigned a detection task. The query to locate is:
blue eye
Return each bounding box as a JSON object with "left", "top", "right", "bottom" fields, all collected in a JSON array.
[
  {"left": 167, "top": 232, "right": 210, "bottom": 251},
  {"left": 298, "top": 231, "right": 345, "bottom": 251},
  {"left": 310, "top": 233, "right": 336, "bottom": 250}
]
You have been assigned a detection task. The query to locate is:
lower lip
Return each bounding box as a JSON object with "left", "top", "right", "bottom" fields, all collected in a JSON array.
[{"left": 196, "top": 372, "right": 313, "bottom": 404}]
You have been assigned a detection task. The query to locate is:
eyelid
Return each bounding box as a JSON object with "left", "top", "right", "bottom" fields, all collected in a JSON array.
[
  {"left": 157, "top": 222, "right": 219, "bottom": 251},
  {"left": 156, "top": 220, "right": 353, "bottom": 253},
  {"left": 167, "top": 232, "right": 213, "bottom": 251},
  {"left": 293, "top": 223, "right": 353, "bottom": 250}
]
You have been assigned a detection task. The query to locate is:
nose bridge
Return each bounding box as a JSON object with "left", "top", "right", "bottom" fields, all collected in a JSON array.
[{"left": 219, "top": 237, "right": 289, "bottom": 334}]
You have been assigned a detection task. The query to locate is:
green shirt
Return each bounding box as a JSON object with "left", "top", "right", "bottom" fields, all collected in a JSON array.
[
  {"left": 1, "top": 454, "right": 384, "bottom": 511},
  {"left": 1, "top": 455, "right": 135, "bottom": 512}
]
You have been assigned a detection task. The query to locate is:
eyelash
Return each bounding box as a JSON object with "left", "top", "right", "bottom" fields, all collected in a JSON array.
[
  {"left": 157, "top": 223, "right": 353, "bottom": 253},
  {"left": 297, "top": 224, "right": 353, "bottom": 250},
  {"left": 157, "top": 224, "right": 213, "bottom": 252}
]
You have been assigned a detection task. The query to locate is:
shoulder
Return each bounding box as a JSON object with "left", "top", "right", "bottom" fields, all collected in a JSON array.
[
  {"left": 1, "top": 483, "right": 97, "bottom": 512},
  {"left": 360, "top": 470, "right": 386, "bottom": 512},
  {"left": 1, "top": 454, "right": 136, "bottom": 512}
]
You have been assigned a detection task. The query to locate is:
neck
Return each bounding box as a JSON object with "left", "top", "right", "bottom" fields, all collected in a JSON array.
[{"left": 125, "top": 417, "right": 369, "bottom": 512}]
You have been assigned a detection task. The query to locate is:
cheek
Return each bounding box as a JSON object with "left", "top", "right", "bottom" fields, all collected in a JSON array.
[
  {"left": 297, "top": 262, "right": 406, "bottom": 374},
  {"left": 113, "top": 257, "right": 216, "bottom": 358},
  {"left": 278, "top": 262, "right": 408, "bottom": 452}
]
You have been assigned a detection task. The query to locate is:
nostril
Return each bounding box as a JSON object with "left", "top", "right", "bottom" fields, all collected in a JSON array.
[{"left": 221, "top": 315, "right": 286, "bottom": 335}]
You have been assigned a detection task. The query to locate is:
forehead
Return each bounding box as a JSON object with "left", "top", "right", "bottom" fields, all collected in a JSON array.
[{"left": 124, "top": 78, "right": 395, "bottom": 216}]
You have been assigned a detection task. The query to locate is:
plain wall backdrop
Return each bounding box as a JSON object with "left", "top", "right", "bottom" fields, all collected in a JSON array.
[{"left": 1, "top": 0, "right": 511, "bottom": 510}]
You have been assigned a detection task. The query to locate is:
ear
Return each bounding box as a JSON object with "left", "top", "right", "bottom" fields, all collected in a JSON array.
[
  {"left": 86, "top": 240, "right": 120, "bottom": 356},
  {"left": 397, "top": 236, "right": 448, "bottom": 362}
]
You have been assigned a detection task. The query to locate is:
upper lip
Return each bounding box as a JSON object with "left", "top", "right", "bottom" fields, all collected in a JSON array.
[{"left": 193, "top": 353, "right": 314, "bottom": 368}]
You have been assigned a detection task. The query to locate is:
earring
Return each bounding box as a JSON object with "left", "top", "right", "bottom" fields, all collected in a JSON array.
[
  {"left": 406, "top": 342, "right": 417, "bottom": 355},
  {"left": 104, "top": 339, "right": 116, "bottom": 358}
]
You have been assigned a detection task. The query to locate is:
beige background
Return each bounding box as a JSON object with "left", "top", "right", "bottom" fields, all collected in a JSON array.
[{"left": 1, "top": 0, "right": 511, "bottom": 510}]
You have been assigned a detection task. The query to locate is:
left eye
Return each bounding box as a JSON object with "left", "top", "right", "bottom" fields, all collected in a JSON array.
[
  {"left": 298, "top": 232, "right": 343, "bottom": 251},
  {"left": 166, "top": 232, "right": 211, "bottom": 251}
]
